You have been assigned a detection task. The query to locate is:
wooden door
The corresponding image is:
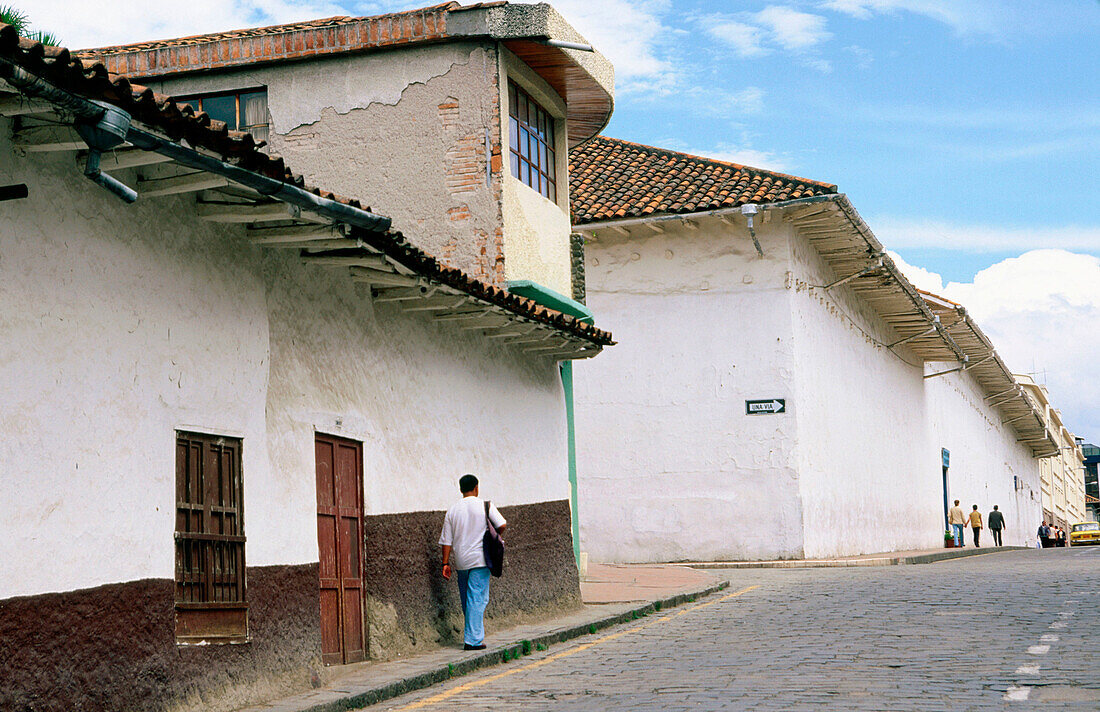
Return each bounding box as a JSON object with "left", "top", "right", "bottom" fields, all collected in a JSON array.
[{"left": 315, "top": 434, "right": 366, "bottom": 665}]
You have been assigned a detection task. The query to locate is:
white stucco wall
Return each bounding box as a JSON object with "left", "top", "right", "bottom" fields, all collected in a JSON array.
[
  {"left": 924, "top": 367, "right": 1043, "bottom": 547},
  {"left": 0, "top": 137, "right": 569, "bottom": 598},
  {"left": 574, "top": 220, "right": 806, "bottom": 563},
  {"left": 576, "top": 209, "right": 1044, "bottom": 563},
  {"left": 786, "top": 225, "right": 943, "bottom": 558}
]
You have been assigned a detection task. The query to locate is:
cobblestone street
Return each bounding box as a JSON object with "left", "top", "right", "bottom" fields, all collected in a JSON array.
[{"left": 377, "top": 548, "right": 1100, "bottom": 711}]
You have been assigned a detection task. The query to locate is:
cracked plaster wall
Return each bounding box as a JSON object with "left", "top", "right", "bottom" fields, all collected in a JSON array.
[
  {"left": 574, "top": 219, "right": 805, "bottom": 563},
  {"left": 0, "top": 133, "right": 569, "bottom": 598},
  {"left": 149, "top": 42, "right": 574, "bottom": 293}
]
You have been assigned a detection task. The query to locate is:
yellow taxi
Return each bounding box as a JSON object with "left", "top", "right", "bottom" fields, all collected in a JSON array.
[{"left": 1069, "top": 521, "right": 1100, "bottom": 546}]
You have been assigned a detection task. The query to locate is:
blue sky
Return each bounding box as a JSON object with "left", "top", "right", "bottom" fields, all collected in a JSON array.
[{"left": 29, "top": 0, "right": 1100, "bottom": 440}]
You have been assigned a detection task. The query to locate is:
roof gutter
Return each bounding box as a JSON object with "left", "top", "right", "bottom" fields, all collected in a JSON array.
[{"left": 0, "top": 57, "right": 391, "bottom": 233}]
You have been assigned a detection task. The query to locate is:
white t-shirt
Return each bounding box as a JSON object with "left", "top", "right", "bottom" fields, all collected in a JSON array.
[{"left": 439, "top": 497, "right": 507, "bottom": 571}]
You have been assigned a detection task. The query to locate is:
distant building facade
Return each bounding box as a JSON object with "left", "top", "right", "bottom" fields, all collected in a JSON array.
[
  {"left": 1017, "top": 375, "right": 1087, "bottom": 528},
  {"left": 569, "top": 138, "right": 1051, "bottom": 562}
]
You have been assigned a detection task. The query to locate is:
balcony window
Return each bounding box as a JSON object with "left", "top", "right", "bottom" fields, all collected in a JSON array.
[{"left": 508, "top": 81, "right": 557, "bottom": 202}]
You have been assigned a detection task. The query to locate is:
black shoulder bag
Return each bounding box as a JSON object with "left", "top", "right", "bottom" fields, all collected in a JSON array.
[{"left": 482, "top": 500, "right": 504, "bottom": 578}]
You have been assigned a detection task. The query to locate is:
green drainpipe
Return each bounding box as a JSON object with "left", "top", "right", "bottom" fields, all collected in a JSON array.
[{"left": 507, "top": 280, "right": 593, "bottom": 566}]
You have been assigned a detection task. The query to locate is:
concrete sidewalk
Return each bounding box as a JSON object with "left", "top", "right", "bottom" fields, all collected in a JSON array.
[
  {"left": 237, "top": 564, "right": 728, "bottom": 712},
  {"left": 685, "top": 545, "right": 1028, "bottom": 569}
]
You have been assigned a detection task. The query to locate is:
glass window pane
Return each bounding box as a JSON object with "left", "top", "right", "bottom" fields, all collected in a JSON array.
[
  {"left": 520, "top": 128, "right": 530, "bottom": 159},
  {"left": 548, "top": 148, "right": 556, "bottom": 179},
  {"left": 200, "top": 94, "right": 237, "bottom": 129},
  {"left": 549, "top": 181, "right": 556, "bottom": 203},
  {"left": 240, "top": 92, "right": 267, "bottom": 129},
  {"left": 545, "top": 116, "right": 555, "bottom": 150},
  {"left": 522, "top": 161, "right": 531, "bottom": 187},
  {"left": 508, "top": 82, "right": 517, "bottom": 118},
  {"left": 510, "top": 152, "right": 520, "bottom": 177},
  {"left": 509, "top": 117, "right": 519, "bottom": 152}
]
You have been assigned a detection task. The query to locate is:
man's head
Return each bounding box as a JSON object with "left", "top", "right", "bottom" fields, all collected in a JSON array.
[
  {"left": 459, "top": 474, "right": 479, "bottom": 495},
  {"left": 954, "top": 500, "right": 960, "bottom": 506},
  {"left": 993, "top": 505, "right": 999, "bottom": 511},
  {"left": 972, "top": 504, "right": 978, "bottom": 511}
]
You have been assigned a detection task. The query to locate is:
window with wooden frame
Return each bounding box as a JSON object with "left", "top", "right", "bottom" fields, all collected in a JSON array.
[
  {"left": 174, "top": 88, "right": 270, "bottom": 145},
  {"left": 175, "top": 431, "right": 247, "bottom": 644},
  {"left": 508, "top": 80, "right": 557, "bottom": 202}
]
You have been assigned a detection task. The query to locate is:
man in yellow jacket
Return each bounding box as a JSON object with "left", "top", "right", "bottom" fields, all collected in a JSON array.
[
  {"left": 948, "top": 500, "right": 967, "bottom": 547},
  {"left": 968, "top": 504, "right": 983, "bottom": 547}
]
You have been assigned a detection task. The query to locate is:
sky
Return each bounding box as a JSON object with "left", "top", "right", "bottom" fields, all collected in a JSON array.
[{"left": 26, "top": 0, "right": 1100, "bottom": 441}]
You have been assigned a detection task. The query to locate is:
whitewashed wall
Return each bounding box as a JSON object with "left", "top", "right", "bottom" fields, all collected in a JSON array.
[
  {"left": 577, "top": 209, "right": 1043, "bottom": 563},
  {"left": 0, "top": 138, "right": 569, "bottom": 598},
  {"left": 924, "top": 366, "right": 1043, "bottom": 547},
  {"left": 786, "top": 226, "right": 943, "bottom": 557},
  {"left": 575, "top": 220, "right": 806, "bottom": 563}
]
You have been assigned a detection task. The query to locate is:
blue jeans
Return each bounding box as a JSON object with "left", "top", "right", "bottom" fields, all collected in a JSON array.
[
  {"left": 952, "top": 524, "right": 964, "bottom": 546},
  {"left": 457, "top": 567, "right": 491, "bottom": 646}
]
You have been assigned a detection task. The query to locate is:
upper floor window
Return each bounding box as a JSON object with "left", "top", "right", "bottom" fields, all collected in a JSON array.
[
  {"left": 175, "top": 88, "right": 269, "bottom": 145},
  {"left": 508, "top": 81, "right": 557, "bottom": 202}
]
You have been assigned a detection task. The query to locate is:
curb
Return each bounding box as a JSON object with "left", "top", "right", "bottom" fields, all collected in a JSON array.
[
  {"left": 688, "top": 546, "right": 1029, "bottom": 569},
  {"left": 296, "top": 579, "right": 731, "bottom": 712}
]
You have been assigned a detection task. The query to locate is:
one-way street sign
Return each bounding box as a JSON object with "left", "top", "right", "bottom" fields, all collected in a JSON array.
[{"left": 746, "top": 399, "right": 786, "bottom": 415}]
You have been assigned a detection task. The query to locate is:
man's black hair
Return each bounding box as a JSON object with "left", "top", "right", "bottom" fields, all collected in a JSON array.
[{"left": 459, "top": 474, "right": 479, "bottom": 493}]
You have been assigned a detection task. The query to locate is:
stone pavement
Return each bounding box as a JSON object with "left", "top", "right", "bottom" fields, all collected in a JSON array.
[
  {"left": 374, "top": 546, "right": 1099, "bottom": 711},
  {"left": 686, "top": 545, "right": 1029, "bottom": 569},
  {"left": 235, "top": 563, "right": 727, "bottom": 712}
]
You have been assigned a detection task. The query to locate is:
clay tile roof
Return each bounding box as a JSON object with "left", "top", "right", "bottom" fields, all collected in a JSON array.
[
  {"left": 0, "top": 23, "right": 612, "bottom": 348},
  {"left": 569, "top": 136, "right": 838, "bottom": 225}
]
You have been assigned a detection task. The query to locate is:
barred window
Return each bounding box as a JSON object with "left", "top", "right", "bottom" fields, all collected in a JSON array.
[
  {"left": 508, "top": 81, "right": 557, "bottom": 202},
  {"left": 175, "top": 431, "right": 247, "bottom": 644},
  {"left": 175, "top": 89, "right": 269, "bottom": 145}
]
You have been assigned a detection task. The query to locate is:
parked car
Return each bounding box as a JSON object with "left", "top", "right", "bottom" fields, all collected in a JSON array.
[{"left": 1069, "top": 521, "right": 1100, "bottom": 546}]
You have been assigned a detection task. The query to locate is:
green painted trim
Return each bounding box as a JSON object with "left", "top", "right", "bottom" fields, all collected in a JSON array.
[
  {"left": 508, "top": 280, "right": 585, "bottom": 565},
  {"left": 560, "top": 361, "right": 580, "bottom": 564},
  {"left": 507, "top": 280, "right": 594, "bottom": 324}
]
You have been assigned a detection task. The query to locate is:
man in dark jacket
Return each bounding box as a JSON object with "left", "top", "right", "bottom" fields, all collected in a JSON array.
[{"left": 988, "top": 505, "right": 1005, "bottom": 546}]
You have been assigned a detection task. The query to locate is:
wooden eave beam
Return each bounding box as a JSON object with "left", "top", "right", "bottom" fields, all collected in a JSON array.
[
  {"left": 247, "top": 224, "right": 346, "bottom": 244},
  {"left": 93, "top": 149, "right": 174, "bottom": 170},
  {"left": 301, "top": 253, "right": 390, "bottom": 269},
  {"left": 0, "top": 95, "right": 53, "bottom": 116},
  {"left": 197, "top": 201, "right": 301, "bottom": 223},
  {"left": 137, "top": 171, "right": 228, "bottom": 197}
]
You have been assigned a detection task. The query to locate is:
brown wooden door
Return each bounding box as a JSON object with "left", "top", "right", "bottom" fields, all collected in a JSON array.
[{"left": 315, "top": 434, "right": 366, "bottom": 665}]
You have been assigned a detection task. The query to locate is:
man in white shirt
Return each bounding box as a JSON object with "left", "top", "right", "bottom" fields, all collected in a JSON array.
[{"left": 439, "top": 474, "right": 507, "bottom": 650}]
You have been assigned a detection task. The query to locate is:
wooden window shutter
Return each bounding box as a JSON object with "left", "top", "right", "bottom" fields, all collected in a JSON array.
[{"left": 174, "top": 431, "right": 248, "bottom": 644}]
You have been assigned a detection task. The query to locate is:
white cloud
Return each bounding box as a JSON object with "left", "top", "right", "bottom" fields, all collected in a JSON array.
[
  {"left": 873, "top": 218, "right": 1100, "bottom": 253},
  {"left": 886, "top": 251, "right": 944, "bottom": 293},
  {"left": 32, "top": 0, "right": 345, "bottom": 49},
  {"left": 707, "top": 21, "right": 769, "bottom": 58},
  {"left": 819, "top": 0, "right": 1007, "bottom": 36},
  {"left": 527, "top": 0, "right": 677, "bottom": 90},
  {"left": 755, "top": 6, "right": 832, "bottom": 50},
  {"left": 704, "top": 6, "right": 833, "bottom": 73},
  {"left": 892, "top": 249, "right": 1100, "bottom": 441}
]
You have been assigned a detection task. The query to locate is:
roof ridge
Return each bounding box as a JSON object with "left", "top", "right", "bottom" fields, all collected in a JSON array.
[
  {"left": 589, "top": 135, "right": 837, "bottom": 191},
  {"left": 77, "top": 2, "right": 463, "bottom": 55}
]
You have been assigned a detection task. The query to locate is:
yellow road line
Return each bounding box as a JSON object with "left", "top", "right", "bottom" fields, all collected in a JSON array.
[{"left": 389, "top": 585, "right": 760, "bottom": 711}]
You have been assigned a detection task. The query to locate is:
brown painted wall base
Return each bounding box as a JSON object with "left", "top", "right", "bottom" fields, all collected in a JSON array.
[
  {"left": 0, "top": 499, "right": 579, "bottom": 710},
  {"left": 363, "top": 498, "right": 581, "bottom": 659},
  {"left": 0, "top": 564, "right": 321, "bottom": 712}
]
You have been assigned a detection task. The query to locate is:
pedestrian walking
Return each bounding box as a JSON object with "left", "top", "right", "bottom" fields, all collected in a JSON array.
[
  {"left": 1038, "top": 522, "right": 1051, "bottom": 548},
  {"left": 439, "top": 474, "right": 507, "bottom": 651},
  {"left": 969, "top": 505, "right": 983, "bottom": 547},
  {"left": 987, "top": 505, "right": 1005, "bottom": 547},
  {"left": 948, "top": 499, "right": 967, "bottom": 547}
]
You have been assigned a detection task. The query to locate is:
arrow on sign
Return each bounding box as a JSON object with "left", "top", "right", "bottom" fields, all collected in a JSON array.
[{"left": 746, "top": 399, "right": 786, "bottom": 414}]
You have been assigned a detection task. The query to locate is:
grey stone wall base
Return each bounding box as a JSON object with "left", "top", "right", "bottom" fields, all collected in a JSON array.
[{"left": 294, "top": 580, "right": 731, "bottom": 712}]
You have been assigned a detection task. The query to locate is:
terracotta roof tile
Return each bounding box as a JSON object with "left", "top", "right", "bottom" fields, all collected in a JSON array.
[
  {"left": 569, "top": 136, "right": 837, "bottom": 224},
  {"left": 0, "top": 23, "right": 612, "bottom": 348}
]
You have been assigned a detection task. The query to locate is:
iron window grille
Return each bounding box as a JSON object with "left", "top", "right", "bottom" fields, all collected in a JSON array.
[
  {"left": 508, "top": 80, "right": 557, "bottom": 202},
  {"left": 174, "top": 88, "right": 270, "bottom": 146}
]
